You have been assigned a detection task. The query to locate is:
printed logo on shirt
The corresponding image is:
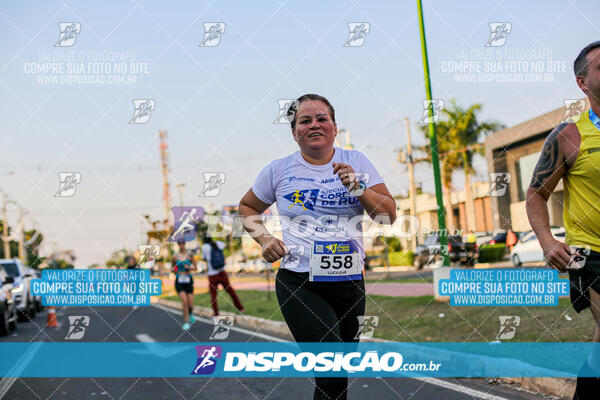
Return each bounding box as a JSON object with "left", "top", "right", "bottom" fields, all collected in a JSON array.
[
  {"left": 319, "top": 187, "right": 361, "bottom": 207},
  {"left": 283, "top": 189, "right": 319, "bottom": 211},
  {"left": 288, "top": 176, "right": 316, "bottom": 183},
  {"left": 587, "top": 147, "right": 600, "bottom": 154},
  {"left": 315, "top": 216, "right": 346, "bottom": 234},
  {"left": 325, "top": 243, "right": 351, "bottom": 254},
  {"left": 321, "top": 177, "right": 338, "bottom": 184}
]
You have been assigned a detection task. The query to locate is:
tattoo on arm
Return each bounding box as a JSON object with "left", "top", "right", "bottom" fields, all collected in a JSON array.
[{"left": 529, "top": 123, "right": 566, "bottom": 188}]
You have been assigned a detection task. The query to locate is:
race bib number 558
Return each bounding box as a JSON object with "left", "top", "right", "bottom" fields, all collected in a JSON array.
[{"left": 309, "top": 241, "right": 363, "bottom": 282}]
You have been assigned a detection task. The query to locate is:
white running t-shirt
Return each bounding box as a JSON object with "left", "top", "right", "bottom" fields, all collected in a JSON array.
[
  {"left": 251, "top": 147, "right": 384, "bottom": 273},
  {"left": 202, "top": 241, "right": 226, "bottom": 276}
]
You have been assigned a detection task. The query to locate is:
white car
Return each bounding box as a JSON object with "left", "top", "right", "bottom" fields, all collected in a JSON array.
[{"left": 510, "top": 228, "right": 566, "bottom": 266}]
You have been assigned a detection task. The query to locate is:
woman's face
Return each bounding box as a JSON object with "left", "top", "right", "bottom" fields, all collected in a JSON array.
[{"left": 292, "top": 100, "right": 337, "bottom": 152}]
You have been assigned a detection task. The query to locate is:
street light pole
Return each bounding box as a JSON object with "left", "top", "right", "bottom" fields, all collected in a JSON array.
[
  {"left": 17, "top": 207, "right": 27, "bottom": 262},
  {"left": 176, "top": 183, "right": 186, "bottom": 207},
  {"left": 416, "top": 0, "right": 449, "bottom": 266}
]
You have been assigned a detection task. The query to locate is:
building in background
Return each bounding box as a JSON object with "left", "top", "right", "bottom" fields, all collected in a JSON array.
[
  {"left": 392, "top": 181, "right": 493, "bottom": 251},
  {"left": 484, "top": 101, "right": 587, "bottom": 232}
]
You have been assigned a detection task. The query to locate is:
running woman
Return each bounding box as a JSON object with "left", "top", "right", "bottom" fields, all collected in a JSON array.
[
  {"left": 526, "top": 41, "right": 600, "bottom": 398},
  {"left": 239, "top": 94, "right": 396, "bottom": 400},
  {"left": 125, "top": 255, "right": 138, "bottom": 270},
  {"left": 171, "top": 240, "right": 197, "bottom": 331},
  {"left": 201, "top": 234, "right": 244, "bottom": 317}
]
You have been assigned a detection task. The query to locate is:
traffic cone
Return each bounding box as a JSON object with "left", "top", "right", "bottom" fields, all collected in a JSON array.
[{"left": 46, "top": 306, "right": 58, "bottom": 328}]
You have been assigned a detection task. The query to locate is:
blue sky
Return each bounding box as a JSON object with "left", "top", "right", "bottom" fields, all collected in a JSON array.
[{"left": 0, "top": 0, "right": 597, "bottom": 265}]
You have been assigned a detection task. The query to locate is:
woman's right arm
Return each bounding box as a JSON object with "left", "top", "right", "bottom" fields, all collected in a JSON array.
[{"left": 239, "top": 189, "right": 288, "bottom": 263}]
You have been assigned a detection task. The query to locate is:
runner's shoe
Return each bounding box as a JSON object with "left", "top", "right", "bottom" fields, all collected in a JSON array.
[{"left": 182, "top": 322, "right": 191, "bottom": 331}]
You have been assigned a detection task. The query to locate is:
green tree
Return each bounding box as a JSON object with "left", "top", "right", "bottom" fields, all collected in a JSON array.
[
  {"left": 24, "top": 229, "right": 44, "bottom": 268},
  {"left": 0, "top": 224, "right": 44, "bottom": 266},
  {"left": 419, "top": 100, "right": 503, "bottom": 232}
]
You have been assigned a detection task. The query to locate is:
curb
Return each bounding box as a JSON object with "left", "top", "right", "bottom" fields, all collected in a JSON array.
[
  {"left": 153, "top": 297, "right": 574, "bottom": 398},
  {"left": 509, "top": 377, "right": 574, "bottom": 398},
  {"left": 154, "top": 297, "right": 294, "bottom": 340}
]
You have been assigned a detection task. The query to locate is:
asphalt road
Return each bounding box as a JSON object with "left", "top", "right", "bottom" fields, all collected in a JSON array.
[{"left": 0, "top": 305, "right": 562, "bottom": 400}]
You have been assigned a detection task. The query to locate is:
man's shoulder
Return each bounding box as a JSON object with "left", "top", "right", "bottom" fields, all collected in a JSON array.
[
  {"left": 552, "top": 122, "right": 581, "bottom": 167},
  {"left": 554, "top": 121, "right": 580, "bottom": 138}
]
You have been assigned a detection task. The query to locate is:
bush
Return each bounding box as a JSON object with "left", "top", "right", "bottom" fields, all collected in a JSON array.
[
  {"left": 383, "top": 236, "right": 403, "bottom": 252},
  {"left": 478, "top": 244, "right": 506, "bottom": 263},
  {"left": 388, "top": 251, "right": 414, "bottom": 266}
]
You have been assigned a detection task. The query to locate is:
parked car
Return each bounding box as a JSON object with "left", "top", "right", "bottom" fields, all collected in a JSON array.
[
  {"left": 415, "top": 234, "right": 468, "bottom": 269},
  {"left": 510, "top": 227, "right": 566, "bottom": 266},
  {"left": 487, "top": 232, "right": 507, "bottom": 245},
  {"left": 0, "top": 259, "right": 36, "bottom": 322},
  {"left": 0, "top": 267, "right": 18, "bottom": 336}
]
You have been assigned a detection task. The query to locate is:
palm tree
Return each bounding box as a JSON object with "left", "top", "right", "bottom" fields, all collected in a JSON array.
[{"left": 419, "top": 100, "right": 503, "bottom": 233}]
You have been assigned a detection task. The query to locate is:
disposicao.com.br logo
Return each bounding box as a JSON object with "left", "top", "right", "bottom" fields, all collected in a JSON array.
[
  {"left": 191, "top": 346, "right": 441, "bottom": 376},
  {"left": 224, "top": 351, "right": 408, "bottom": 372}
]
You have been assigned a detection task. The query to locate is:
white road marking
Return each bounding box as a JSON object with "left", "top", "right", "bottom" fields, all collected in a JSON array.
[
  {"left": 135, "top": 333, "right": 155, "bottom": 342},
  {"left": 152, "top": 304, "right": 288, "bottom": 342},
  {"left": 0, "top": 341, "right": 42, "bottom": 399},
  {"left": 415, "top": 378, "right": 511, "bottom": 400}
]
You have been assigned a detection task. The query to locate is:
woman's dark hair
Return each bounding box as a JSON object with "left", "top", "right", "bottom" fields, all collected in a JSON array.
[
  {"left": 574, "top": 41, "right": 600, "bottom": 77},
  {"left": 202, "top": 233, "right": 219, "bottom": 249},
  {"left": 287, "top": 94, "right": 336, "bottom": 131}
]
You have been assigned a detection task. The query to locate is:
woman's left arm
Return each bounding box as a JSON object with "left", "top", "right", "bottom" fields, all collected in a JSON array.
[{"left": 356, "top": 183, "right": 397, "bottom": 223}]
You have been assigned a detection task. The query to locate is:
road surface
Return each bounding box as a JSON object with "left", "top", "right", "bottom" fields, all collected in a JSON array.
[{"left": 0, "top": 305, "right": 562, "bottom": 400}]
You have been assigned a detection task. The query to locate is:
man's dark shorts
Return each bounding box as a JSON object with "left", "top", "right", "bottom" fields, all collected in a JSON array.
[{"left": 568, "top": 249, "right": 600, "bottom": 313}]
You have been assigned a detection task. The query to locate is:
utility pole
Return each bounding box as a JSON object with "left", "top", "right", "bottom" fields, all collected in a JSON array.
[
  {"left": 404, "top": 117, "right": 418, "bottom": 252},
  {"left": 17, "top": 207, "right": 27, "bottom": 262},
  {"left": 417, "top": 0, "right": 449, "bottom": 266},
  {"left": 2, "top": 193, "right": 10, "bottom": 259}
]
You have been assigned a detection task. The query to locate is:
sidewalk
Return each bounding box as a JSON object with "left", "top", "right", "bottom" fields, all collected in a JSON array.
[{"left": 233, "top": 280, "right": 434, "bottom": 297}]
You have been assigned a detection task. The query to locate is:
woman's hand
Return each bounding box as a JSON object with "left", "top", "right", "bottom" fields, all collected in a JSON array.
[
  {"left": 332, "top": 162, "right": 361, "bottom": 194},
  {"left": 259, "top": 235, "right": 288, "bottom": 263}
]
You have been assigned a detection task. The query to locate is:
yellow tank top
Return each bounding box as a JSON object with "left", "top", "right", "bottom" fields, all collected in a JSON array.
[{"left": 563, "top": 110, "right": 600, "bottom": 252}]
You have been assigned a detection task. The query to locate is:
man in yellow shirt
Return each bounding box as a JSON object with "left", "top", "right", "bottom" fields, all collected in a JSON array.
[{"left": 527, "top": 41, "right": 600, "bottom": 398}]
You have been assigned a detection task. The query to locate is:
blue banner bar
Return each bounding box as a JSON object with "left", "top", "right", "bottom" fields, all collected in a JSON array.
[{"left": 1, "top": 342, "right": 598, "bottom": 378}]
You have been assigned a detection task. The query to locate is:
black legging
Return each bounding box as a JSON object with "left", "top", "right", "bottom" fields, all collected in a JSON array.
[{"left": 276, "top": 268, "right": 366, "bottom": 400}]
